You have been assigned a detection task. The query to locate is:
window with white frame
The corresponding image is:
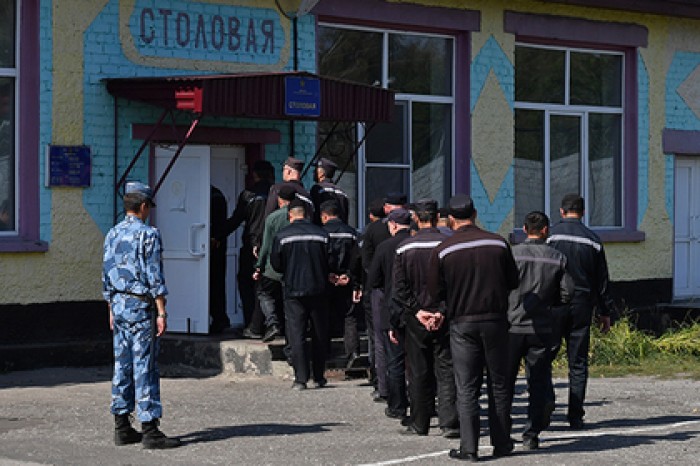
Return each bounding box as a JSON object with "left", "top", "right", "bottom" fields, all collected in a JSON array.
[
  {"left": 317, "top": 24, "right": 454, "bottom": 227},
  {"left": 514, "top": 43, "right": 623, "bottom": 228},
  {"left": 0, "top": 0, "right": 17, "bottom": 233}
]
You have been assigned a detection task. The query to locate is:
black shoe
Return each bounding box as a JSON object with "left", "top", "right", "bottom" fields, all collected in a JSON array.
[
  {"left": 523, "top": 435, "right": 539, "bottom": 450},
  {"left": 400, "top": 416, "right": 412, "bottom": 427},
  {"left": 569, "top": 418, "right": 585, "bottom": 430},
  {"left": 261, "top": 325, "right": 280, "bottom": 343},
  {"left": 242, "top": 327, "right": 262, "bottom": 339},
  {"left": 448, "top": 449, "right": 478, "bottom": 462},
  {"left": 400, "top": 424, "right": 427, "bottom": 436},
  {"left": 314, "top": 378, "right": 328, "bottom": 388},
  {"left": 141, "top": 420, "right": 182, "bottom": 449},
  {"left": 384, "top": 407, "right": 407, "bottom": 420},
  {"left": 291, "top": 382, "right": 307, "bottom": 391},
  {"left": 346, "top": 352, "right": 360, "bottom": 369},
  {"left": 372, "top": 390, "right": 387, "bottom": 403},
  {"left": 440, "top": 427, "right": 460, "bottom": 439},
  {"left": 493, "top": 441, "right": 514, "bottom": 458},
  {"left": 543, "top": 400, "right": 556, "bottom": 429},
  {"left": 114, "top": 414, "right": 142, "bottom": 446}
]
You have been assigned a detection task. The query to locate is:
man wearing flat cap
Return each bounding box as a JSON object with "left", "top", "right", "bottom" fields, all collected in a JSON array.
[
  {"left": 369, "top": 207, "right": 412, "bottom": 420},
  {"left": 546, "top": 193, "right": 613, "bottom": 430},
  {"left": 311, "top": 157, "right": 349, "bottom": 225},
  {"left": 216, "top": 160, "right": 275, "bottom": 336},
  {"left": 361, "top": 192, "right": 406, "bottom": 402},
  {"left": 427, "top": 194, "right": 519, "bottom": 461},
  {"left": 102, "top": 181, "right": 181, "bottom": 449},
  {"left": 264, "top": 156, "right": 314, "bottom": 219},
  {"left": 392, "top": 199, "right": 458, "bottom": 438},
  {"left": 270, "top": 198, "right": 334, "bottom": 390},
  {"left": 253, "top": 184, "right": 297, "bottom": 343}
]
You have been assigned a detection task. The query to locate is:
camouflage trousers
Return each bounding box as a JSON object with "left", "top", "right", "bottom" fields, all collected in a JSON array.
[{"left": 110, "top": 319, "right": 162, "bottom": 422}]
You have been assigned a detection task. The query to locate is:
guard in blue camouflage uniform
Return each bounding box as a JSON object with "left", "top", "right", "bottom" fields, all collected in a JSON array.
[{"left": 102, "top": 181, "right": 181, "bottom": 449}]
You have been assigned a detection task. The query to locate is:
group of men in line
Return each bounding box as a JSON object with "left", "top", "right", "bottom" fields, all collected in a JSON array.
[
  {"left": 356, "top": 192, "right": 612, "bottom": 462},
  {"left": 102, "top": 154, "right": 613, "bottom": 459},
  {"left": 222, "top": 157, "right": 614, "bottom": 461}
]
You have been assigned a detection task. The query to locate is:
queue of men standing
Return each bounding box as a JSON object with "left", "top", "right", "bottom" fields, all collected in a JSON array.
[
  {"left": 221, "top": 158, "right": 613, "bottom": 460},
  {"left": 103, "top": 154, "right": 612, "bottom": 458}
]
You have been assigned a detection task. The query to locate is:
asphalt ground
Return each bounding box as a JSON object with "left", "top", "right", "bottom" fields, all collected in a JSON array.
[{"left": 1, "top": 367, "right": 699, "bottom": 465}]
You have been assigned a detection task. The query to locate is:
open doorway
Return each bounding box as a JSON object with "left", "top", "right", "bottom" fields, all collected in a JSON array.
[{"left": 153, "top": 144, "right": 246, "bottom": 333}]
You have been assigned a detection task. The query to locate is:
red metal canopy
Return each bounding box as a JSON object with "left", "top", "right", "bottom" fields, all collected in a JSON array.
[
  {"left": 104, "top": 71, "right": 393, "bottom": 220},
  {"left": 104, "top": 71, "right": 394, "bottom": 122}
]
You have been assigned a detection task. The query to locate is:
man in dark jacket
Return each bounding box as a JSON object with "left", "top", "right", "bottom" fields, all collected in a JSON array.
[
  {"left": 392, "top": 199, "right": 458, "bottom": 438},
  {"left": 427, "top": 194, "right": 519, "bottom": 462},
  {"left": 369, "top": 207, "right": 412, "bottom": 420},
  {"left": 270, "top": 198, "right": 333, "bottom": 390},
  {"left": 320, "top": 200, "right": 360, "bottom": 365},
  {"left": 312, "top": 158, "right": 349, "bottom": 225},
  {"left": 218, "top": 160, "right": 274, "bottom": 335},
  {"left": 507, "top": 211, "right": 574, "bottom": 449},
  {"left": 547, "top": 194, "right": 612, "bottom": 430},
  {"left": 362, "top": 193, "right": 406, "bottom": 402},
  {"left": 264, "top": 156, "right": 314, "bottom": 218}
]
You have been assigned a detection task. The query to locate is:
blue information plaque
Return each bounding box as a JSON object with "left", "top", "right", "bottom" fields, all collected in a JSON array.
[
  {"left": 284, "top": 76, "right": 321, "bottom": 117},
  {"left": 46, "top": 145, "right": 92, "bottom": 187}
]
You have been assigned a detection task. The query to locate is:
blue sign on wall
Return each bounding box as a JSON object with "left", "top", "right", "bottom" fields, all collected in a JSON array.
[
  {"left": 46, "top": 145, "right": 92, "bottom": 187},
  {"left": 285, "top": 76, "right": 321, "bottom": 117}
]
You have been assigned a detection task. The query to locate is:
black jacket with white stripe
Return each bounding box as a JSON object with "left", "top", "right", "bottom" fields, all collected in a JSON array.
[
  {"left": 546, "top": 217, "right": 611, "bottom": 316},
  {"left": 428, "top": 224, "right": 519, "bottom": 323},
  {"left": 270, "top": 219, "right": 331, "bottom": 297},
  {"left": 392, "top": 227, "right": 447, "bottom": 329},
  {"left": 312, "top": 181, "right": 350, "bottom": 225},
  {"left": 322, "top": 218, "right": 358, "bottom": 277}
]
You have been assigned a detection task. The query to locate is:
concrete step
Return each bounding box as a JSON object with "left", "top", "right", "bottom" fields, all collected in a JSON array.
[
  {"left": 159, "top": 331, "right": 369, "bottom": 379},
  {"left": 0, "top": 329, "right": 370, "bottom": 380}
]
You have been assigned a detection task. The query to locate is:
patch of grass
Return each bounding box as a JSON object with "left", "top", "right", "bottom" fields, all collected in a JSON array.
[{"left": 552, "top": 318, "right": 700, "bottom": 379}]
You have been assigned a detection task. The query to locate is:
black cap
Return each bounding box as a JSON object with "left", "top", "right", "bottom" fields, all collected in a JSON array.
[
  {"left": 387, "top": 208, "right": 412, "bottom": 226},
  {"left": 288, "top": 197, "right": 307, "bottom": 212},
  {"left": 317, "top": 158, "right": 338, "bottom": 177},
  {"left": 448, "top": 194, "right": 475, "bottom": 219},
  {"left": 284, "top": 157, "right": 304, "bottom": 172},
  {"left": 278, "top": 185, "right": 296, "bottom": 201},
  {"left": 384, "top": 192, "right": 407, "bottom": 206},
  {"left": 368, "top": 198, "right": 386, "bottom": 218},
  {"left": 413, "top": 198, "right": 438, "bottom": 215},
  {"left": 561, "top": 193, "right": 584, "bottom": 212}
]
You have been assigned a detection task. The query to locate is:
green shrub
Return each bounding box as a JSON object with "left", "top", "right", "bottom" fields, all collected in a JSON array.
[{"left": 551, "top": 318, "right": 700, "bottom": 370}]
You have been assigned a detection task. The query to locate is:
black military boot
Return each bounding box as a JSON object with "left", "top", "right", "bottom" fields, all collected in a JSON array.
[
  {"left": 141, "top": 419, "right": 182, "bottom": 449},
  {"left": 114, "top": 414, "right": 142, "bottom": 446}
]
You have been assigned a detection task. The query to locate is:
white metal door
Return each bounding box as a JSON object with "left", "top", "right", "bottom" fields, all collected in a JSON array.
[
  {"left": 211, "top": 146, "right": 246, "bottom": 328},
  {"left": 154, "top": 145, "right": 211, "bottom": 333},
  {"left": 674, "top": 157, "right": 700, "bottom": 300}
]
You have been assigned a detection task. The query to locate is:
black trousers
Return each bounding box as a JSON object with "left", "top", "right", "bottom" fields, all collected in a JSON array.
[
  {"left": 284, "top": 295, "right": 330, "bottom": 385},
  {"left": 550, "top": 300, "right": 593, "bottom": 423},
  {"left": 450, "top": 319, "right": 512, "bottom": 455},
  {"left": 237, "top": 244, "right": 257, "bottom": 327},
  {"left": 507, "top": 332, "right": 555, "bottom": 439},
  {"left": 257, "top": 276, "right": 283, "bottom": 329},
  {"left": 405, "top": 314, "right": 458, "bottom": 433},
  {"left": 209, "top": 242, "right": 230, "bottom": 331},
  {"left": 328, "top": 286, "right": 360, "bottom": 358},
  {"left": 381, "top": 327, "right": 408, "bottom": 414},
  {"left": 363, "top": 287, "right": 377, "bottom": 387},
  {"left": 372, "top": 290, "right": 388, "bottom": 397}
]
